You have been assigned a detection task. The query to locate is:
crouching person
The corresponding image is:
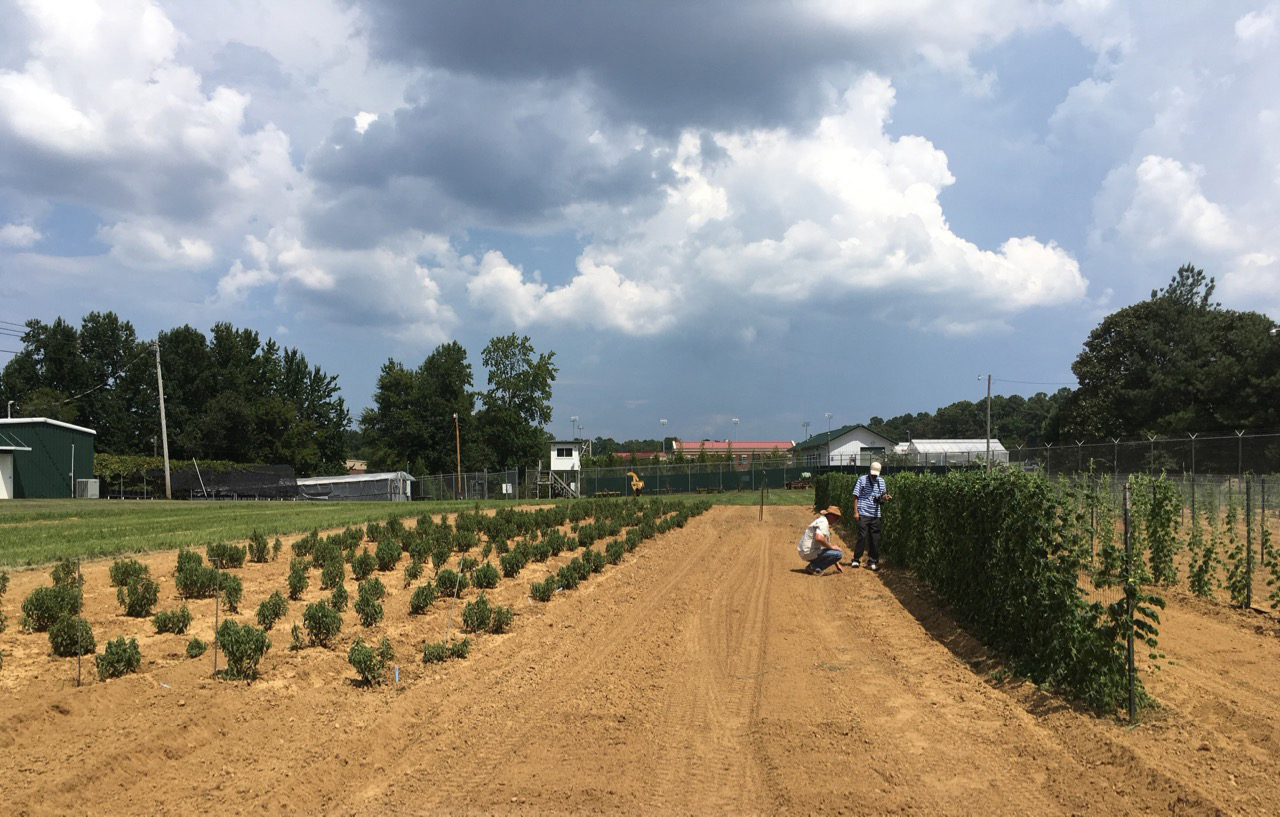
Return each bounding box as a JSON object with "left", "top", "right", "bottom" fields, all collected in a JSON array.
[{"left": 797, "top": 505, "right": 845, "bottom": 576}]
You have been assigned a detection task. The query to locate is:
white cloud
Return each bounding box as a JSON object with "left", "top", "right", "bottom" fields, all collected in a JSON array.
[
  {"left": 98, "top": 220, "right": 214, "bottom": 268},
  {"left": 0, "top": 222, "right": 40, "bottom": 247},
  {"left": 471, "top": 73, "right": 1085, "bottom": 335},
  {"left": 1114, "top": 155, "right": 1236, "bottom": 253}
]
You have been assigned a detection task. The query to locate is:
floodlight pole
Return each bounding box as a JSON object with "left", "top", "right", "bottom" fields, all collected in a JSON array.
[{"left": 154, "top": 340, "right": 172, "bottom": 499}]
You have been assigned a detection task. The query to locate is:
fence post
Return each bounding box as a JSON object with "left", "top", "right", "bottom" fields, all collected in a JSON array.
[
  {"left": 1246, "top": 477, "right": 1253, "bottom": 609},
  {"left": 1124, "top": 481, "right": 1135, "bottom": 723}
]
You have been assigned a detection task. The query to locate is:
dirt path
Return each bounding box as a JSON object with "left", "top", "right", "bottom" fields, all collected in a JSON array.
[{"left": 2, "top": 506, "right": 1280, "bottom": 814}]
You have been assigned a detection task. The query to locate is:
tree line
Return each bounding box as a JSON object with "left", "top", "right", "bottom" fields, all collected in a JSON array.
[{"left": 1, "top": 314, "right": 350, "bottom": 475}]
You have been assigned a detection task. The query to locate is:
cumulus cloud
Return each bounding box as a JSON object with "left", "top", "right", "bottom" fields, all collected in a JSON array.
[
  {"left": 1113, "top": 155, "right": 1237, "bottom": 254},
  {"left": 0, "top": 221, "right": 40, "bottom": 247},
  {"left": 464, "top": 73, "right": 1086, "bottom": 335}
]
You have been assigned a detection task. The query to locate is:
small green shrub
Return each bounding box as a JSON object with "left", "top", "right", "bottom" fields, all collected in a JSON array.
[
  {"left": 256, "top": 591, "right": 288, "bottom": 631},
  {"left": 435, "top": 568, "right": 468, "bottom": 596},
  {"left": 529, "top": 541, "right": 552, "bottom": 562},
  {"left": 624, "top": 528, "right": 641, "bottom": 552},
  {"left": 375, "top": 538, "right": 401, "bottom": 572},
  {"left": 584, "top": 548, "right": 606, "bottom": 574},
  {"left": 422, "top": 641, "right": 448, "bottom": 664},
  {"left": 21, "top": 585, "right": 80, "bottom": 632},
  {"left": 288, "top": 624, "right": 304, "bottom": 651},
  {"left": 292, "top": 529, "right": 319, "bottom": 558},
  {"left": 219, "top": 573, "right": 243, "bottom": 613},
  {"left": 530, "top": 578, "right": 555, "bottom": 603},
  {"left": 117, "top": 575, "right": 159, "bottom": 617},
  {"left": 403, "top": 557, "right": 424, "bottom": 588},
  {"left": 96, "top": 637, "right": 141, "bottom": 681},
  {"left": 557, "top": 563, "right": 581, "bottom": 591},
  {"left": 49, "top": 616, "right": 95, "bottom": 657},
  {"left": 458, "top": 556, "right": 479, "bottom": 574},
  {"left": 472, "top": 562, "right": 500, "bottom": 590},
  {"left": 215, "top": 619, "right": 270, "bottom": 680},
  {"left": 409, "top": 583, "right": 438, "bottom": 615},
  {"left": 186, "top": 637, "right": 208, "bottom": 659},
  {"left": 330, "top": 584, "right": 349, "bottom": 612},
  {"left": 153, "top": 607, "right": 193, "bottom": 635},
  {"left": 320, "top": 556, "right": 346, "bottom": 590},
  {"left": 348, "top": 636, "right": 396, "bottom": 685},
  {"left": 447, "top": 639, "right": 470, "bottom": 659},
  {"left": 605, "top": 540, "right": 624, "bottom": 565},
  {"left": 0, "top": 570, "right": 8, "bottom": 633},
  {"left": 499, "top": 551, "right": 526, "bottom": 579},
  {"left": 271, "top": 537, "right": 283, "bottom": 560},
  {"left": 108, "top": 558, "right": 149, "bottom": 587},
  {"left": 248, "top": 530, "right": 270, "bottom": 563},
  {"left": 207, "top": 541, "right": 246, "bottom": 569},
  {"left": 175, "top": 549, "right": 218, "bottom": 598},
  {"left": 51, "top": 557, "right": 82, "bottom": 589},
  {"left": 461, "top": 593, "right": 492, "bottom": 633},
  {"left": 355, "top": 579, "right": 385, "bottom": 627},
  {"left": 287, "top": 558, "right": 309, "bottom": 600},
  {"left": 352, "top": 549, "right": 377, "bottom": 581},
  {"left": 489, "top": 604, "right": 514, "bottom": 634},
  {"left": 303, "top": 602, "right": 341, "bottom": 647}
]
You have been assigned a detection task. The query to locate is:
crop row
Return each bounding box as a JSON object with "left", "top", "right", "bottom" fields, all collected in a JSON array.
[{"left": 0, "top": 497, "right": 711, "bottom": 685}]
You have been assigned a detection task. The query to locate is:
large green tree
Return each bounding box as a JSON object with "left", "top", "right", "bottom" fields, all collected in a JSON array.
[
  {"left": 477, "top": 334, "right": 557, "bottom": 470},
  {"left": 360, "top": 341, "right": 482, "bottom": 474},
  {"left": 1051, "top": 264, "right": 1280, "bottom": 439}
]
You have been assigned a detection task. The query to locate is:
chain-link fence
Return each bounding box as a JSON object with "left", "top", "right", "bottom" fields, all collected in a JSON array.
[
  {"left": 545, "top": 459, "right": 816, "bottom": 498},
  {"left": 1010, "top": 431, "right": 1280, "bottom": 477},
  {"left": 411, "top": 470, "right": 520, "bottom": 501}
]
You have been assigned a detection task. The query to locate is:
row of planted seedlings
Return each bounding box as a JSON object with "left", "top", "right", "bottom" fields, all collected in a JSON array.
[
  {"left": 1069, "top": 471, "right": 1276, "bottom": 612},
  {"left": 3, "top": 498, "right": 711, "bottom": 687}
]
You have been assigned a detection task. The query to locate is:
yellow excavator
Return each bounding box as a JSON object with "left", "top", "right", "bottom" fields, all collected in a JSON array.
[{"left": 627, "top": 471, "right": 645, "bottom": 497}]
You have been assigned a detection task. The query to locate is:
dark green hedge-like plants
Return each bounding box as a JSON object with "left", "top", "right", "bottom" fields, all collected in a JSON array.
[
  {"left": 248, "top": 530, "right": 270, "bottom": 563},
  {"left": 186, "top": 637, "right": 208, "bottom": 659},
  {"left": 215, "top": 619, "right": 270, "bottom": 680},
  {"left": 97, "top": 637, "right": 141, "bottom": 680},
  {"left": 409, "top": 583, "right": 438, "bottom": 615},
  {"left": 355, "top": 578, "right": 385, "bottom": 627},
  {"left": 207, "top": 542, "right": 246, "bottom": 569},
  {"left": 883, "top": 469, "right": 1159, "bottom": 713},
  {"left": 109, "top": 559, "right": 149, "bottom": 587},
  {"left": 287, "top": 558, "right": 309, "bottom": 600},
  {"left": 22, "top": 585, "right": 81, "bottom": 632},
  {"left": 348, "top": 637, "right": 395, "bottom": 685},
  {"left": 422, "top": 638, "right": 469, "bottom": 664},
  {"left": 472, "top": 562, "right": 500, "bottom": 590},
  {"left": 461, "top": 593, "right": 492, "bottom": 632}
]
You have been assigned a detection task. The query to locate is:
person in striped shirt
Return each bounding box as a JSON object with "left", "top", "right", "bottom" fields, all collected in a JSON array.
[{"left": 851, "top": 462, "right": 892, "bottom": 572}]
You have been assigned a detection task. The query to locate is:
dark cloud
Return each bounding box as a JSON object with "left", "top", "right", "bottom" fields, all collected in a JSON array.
[
  {"left": 304, "top": 72, "right": 673, "bottom": 245},
  {"left": 356, "top": 0, "right": 886, "bottom": 132}
]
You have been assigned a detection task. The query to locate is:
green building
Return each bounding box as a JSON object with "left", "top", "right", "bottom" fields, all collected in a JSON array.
[{"left": 0, "top": 418, "right": 97, "bottom": 499}]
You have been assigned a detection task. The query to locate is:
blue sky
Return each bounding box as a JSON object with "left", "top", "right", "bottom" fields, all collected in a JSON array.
[{"left": 2, "top": 1, "right": 1278, "bottom": 445}]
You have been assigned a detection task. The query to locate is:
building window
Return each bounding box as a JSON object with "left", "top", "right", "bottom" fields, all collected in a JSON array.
[{"left": 556, "top": 447, "right": 573, "bottom": 458}]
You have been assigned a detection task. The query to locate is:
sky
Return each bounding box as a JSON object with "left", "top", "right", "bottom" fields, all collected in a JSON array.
[{"left": 2, "top": 0, "right": 1278, "bottom": 446}]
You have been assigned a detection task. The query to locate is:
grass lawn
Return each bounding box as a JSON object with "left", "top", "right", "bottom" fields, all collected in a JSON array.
[{"left": 0, "top": 491, "right": 815, "bottom": 567}]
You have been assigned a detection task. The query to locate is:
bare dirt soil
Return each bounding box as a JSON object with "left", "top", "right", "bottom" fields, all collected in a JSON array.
[{"left": 2, "top": 505, "right": 1280, "bottom": 815}]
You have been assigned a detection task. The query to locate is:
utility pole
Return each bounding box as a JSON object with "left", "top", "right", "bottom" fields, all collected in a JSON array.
[
  {"left": 453, "top": 413, "right": 462, "bottom": 499},
  {"left": 155, "top": 340, "right": 172, "bottom": 499}
]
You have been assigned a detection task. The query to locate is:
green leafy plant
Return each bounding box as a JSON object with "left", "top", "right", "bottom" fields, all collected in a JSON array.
[
  {"left": 461, "top": 593, "right": 492, "bottom": 632},
  {"left": 248, "top": 530, "right": 270, "bottom": 563},
  {"left": 21, "top": 585, "right": 81, "bottom": 632},
  {"left": 186, "top": 637, "right": 208, "bottom": 659},
  {"left": 352, "top": 549, "right": 377, "bottom": 581},
  {"left": 408, "top": 583, "right": 438, "bottom": 615},
  {"left": 256, "top": 591, "right": 289, "bottom": 631},
  {"left": 288, "top": 624, "right": 304, "bottom": 651},
  {"left": 348, "top": 636, "right": 396, "bottom": 685},
  {"left": 447, "top": 639, "right": 470, "bottom": 660},
  {"left": 403, "top": 557, "right": 424, "bottom": 588},
  {"left": 435, "top": 568, "right": 468, "bottom": 596},
  {"left": 215, "top": 619, "right": 270, "bottom": 680},
  {"left": 96, "top": 637, "right": 142, "bottom": 681},
  {"left": 108, "top": 558, "right": 149, "bottom": 587},
  {"left": 287, "top": 558, "right": 309, "bottom": 600},
  {"left": 48, "top": 615, "right": 96, "bottom": 657},
  {"left": 1223, "top": 492, "right": 1251, "bottom": 608},
  {"left": 530, "top": 577, "right": 555, "bottom": 602},
  {"left": 472, "top": 562, "right": 500, "bottom": 590},
  {"left": 330, "top": 584, "right": 349, "bottom": 613},
  {"left": 354, "top": 578, "right": 385, "bottom": 627},
  {"left": 206, "top": 541, "right": 247, "bottom": 569},
  {"left": 421, "top": 641, "right": 448, "bottom": 664},
  {"left": 0, "top": 570, "right": 8, "bottom": 633},
  {"left": 272, "top": 537, "right": 283, "bottom": 561},
  {"left": 375, "top": 538, "right": 401, "bottom": 572},
  {"left": 489, "top": 604, "right": 514, "bottom": 634},
  {"left": 320, "top": 556, "right": 346, "bottom": 591},
  {"left": 153, "top": 607, "right": 193, "bottom": 635},
  {"left": 117, "top": 575, "right": 159, "bottom": 617},
  {"left": 499, "top": 551, "right": 526, "bottom": 579},
  {"left": 175, "top": 549, "right": 219, "bottom": 598},
  {"left": 302, "top": 602, "right": 341, "bottom": 647},
  {"left": 219, "top": 573, "right": 243, "bottom": 614}
]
